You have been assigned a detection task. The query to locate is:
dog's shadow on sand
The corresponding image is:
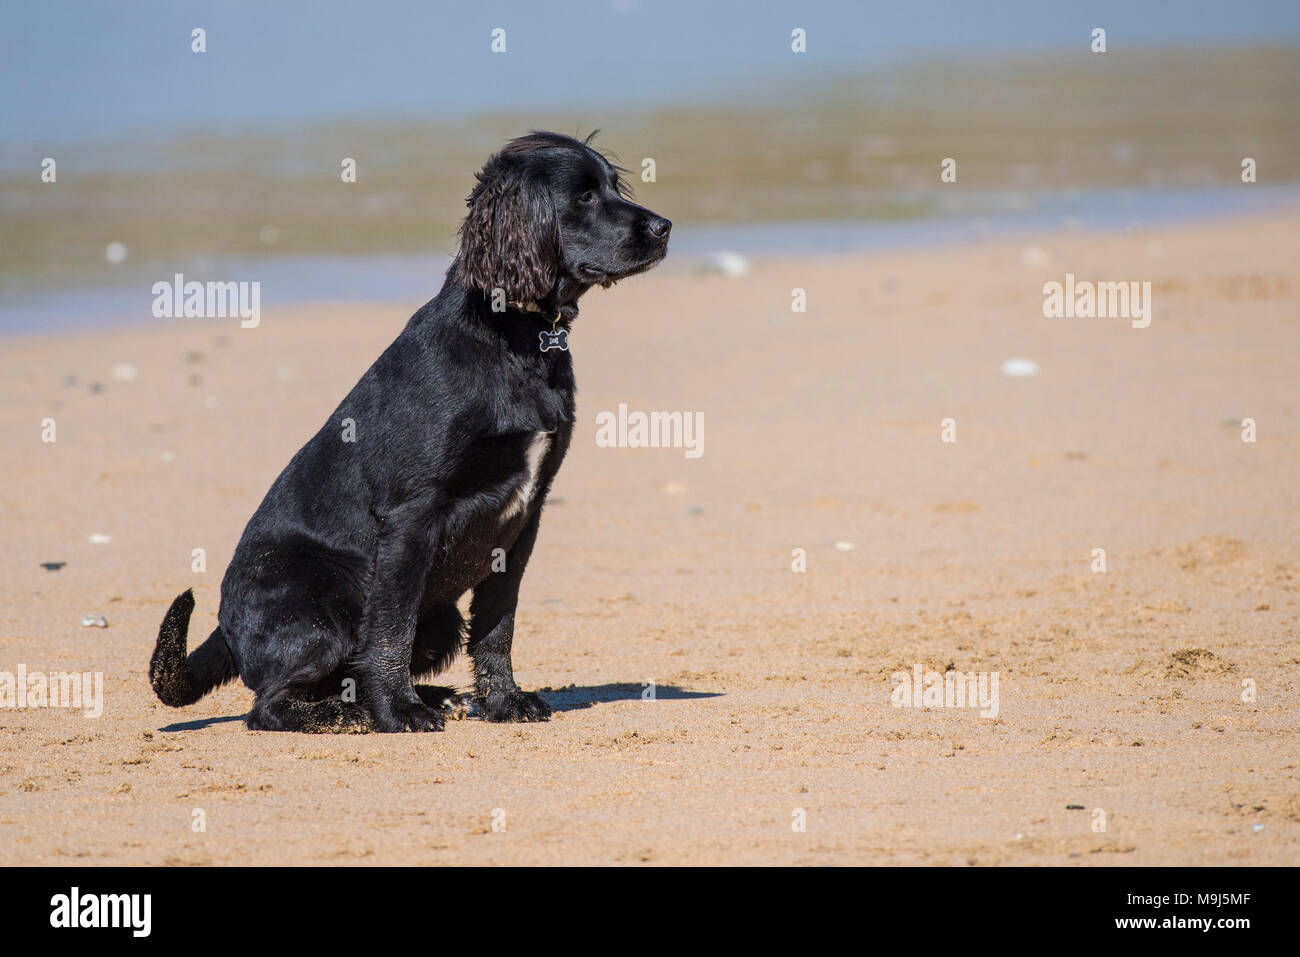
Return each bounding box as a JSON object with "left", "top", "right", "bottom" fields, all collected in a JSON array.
[
  {"left": 158, "top": 713, "right": 248, "bottom": 733},
  {"left": 540, "top": 682, "right": 721, "bottom": 713}
]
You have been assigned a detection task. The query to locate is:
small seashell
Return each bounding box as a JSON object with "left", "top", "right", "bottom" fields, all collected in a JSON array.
[{"left": 81, "top": 614, "right": 108, "bottom": 628}]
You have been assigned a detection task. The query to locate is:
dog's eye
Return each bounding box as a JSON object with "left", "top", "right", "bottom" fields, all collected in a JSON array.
[{"left": 578, "top": 190, "right": 596, "bottom": 205}]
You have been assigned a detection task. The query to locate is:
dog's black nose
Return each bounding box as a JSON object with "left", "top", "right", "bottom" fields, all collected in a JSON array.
[{"left": 645, "top": 216, "right": 671, "bottom": 241}]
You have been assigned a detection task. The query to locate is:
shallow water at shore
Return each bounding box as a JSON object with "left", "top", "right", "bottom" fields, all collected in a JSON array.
[{"left": 5, "top": 184, "right": 1297, "bottom": 337}]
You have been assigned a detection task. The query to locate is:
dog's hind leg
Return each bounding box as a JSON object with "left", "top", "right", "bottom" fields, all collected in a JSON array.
[
  {"left": 247, "top": 684, "right": 375, "bottom": 733},
  {"left": 243, "top": 651, "right": 376, "bottom": 732}
]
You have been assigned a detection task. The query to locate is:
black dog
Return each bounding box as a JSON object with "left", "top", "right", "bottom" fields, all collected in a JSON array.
[{"left": 149, "top": 131, "right": 670, "bottom": 732}]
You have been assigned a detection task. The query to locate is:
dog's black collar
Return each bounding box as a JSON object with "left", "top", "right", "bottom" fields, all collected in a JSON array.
[{"left": 507, "top": 299, "right": 578, "bottom": 352}]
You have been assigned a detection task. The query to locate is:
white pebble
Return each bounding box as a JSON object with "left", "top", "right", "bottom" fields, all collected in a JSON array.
[
  {"left": 1001, "top": 358, "right": 1040, "bottom": 377},
  {"left": 701, "top": 250, "right": 749, "bottom": 276},
  {"left": 88, "top": 533, "right": 111, "bottom": 545}
]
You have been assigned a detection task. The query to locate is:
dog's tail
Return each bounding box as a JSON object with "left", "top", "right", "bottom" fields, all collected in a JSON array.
[{"left": 149, "top": 589, "right": 237, "bottom": 707}]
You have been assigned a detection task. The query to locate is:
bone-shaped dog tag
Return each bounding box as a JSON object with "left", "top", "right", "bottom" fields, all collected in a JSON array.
[{"left": 539, "top": 329, "right": 569, "bottom": 352}]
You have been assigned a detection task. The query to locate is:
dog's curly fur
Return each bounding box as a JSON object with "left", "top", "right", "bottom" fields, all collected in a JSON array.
[{"left": 456, "top": 155, "right": 559, "bottom": 303}]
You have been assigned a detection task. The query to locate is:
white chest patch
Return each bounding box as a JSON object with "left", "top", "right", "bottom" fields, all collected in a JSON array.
[{"left": 499, "top": 431, "right": 551, "bottom": 524}]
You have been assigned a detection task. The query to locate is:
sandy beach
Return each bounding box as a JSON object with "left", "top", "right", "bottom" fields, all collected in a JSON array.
[{"left": 1, "top": 209, "right": 1297, "bottom": 866}]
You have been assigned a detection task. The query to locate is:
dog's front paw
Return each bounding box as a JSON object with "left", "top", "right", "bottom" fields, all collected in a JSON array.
[
  {"left": 373, "top": 698, "right": 446, "bottom": 733},
  {"left": 480, "top": 689, "right": 552, "bottom": 723}
]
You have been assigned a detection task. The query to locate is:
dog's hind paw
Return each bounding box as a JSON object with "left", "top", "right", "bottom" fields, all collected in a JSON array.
[{"left": 480, "top": 689, "right": 552, "bottom": 723}]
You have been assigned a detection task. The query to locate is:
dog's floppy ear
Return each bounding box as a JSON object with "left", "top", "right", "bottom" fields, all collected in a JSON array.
[{"left": 456, "top": 156, "right": 559, "bottom": 304}]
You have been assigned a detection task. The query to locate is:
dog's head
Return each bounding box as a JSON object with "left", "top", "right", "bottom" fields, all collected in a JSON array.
[{"left": 456, "top": 131, "right": 670, "bottom": 304}]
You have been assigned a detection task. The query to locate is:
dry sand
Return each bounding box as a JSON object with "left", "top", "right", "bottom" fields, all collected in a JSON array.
[{"left": 1, "top": 211, "right": 1297, "bottom": 865}]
